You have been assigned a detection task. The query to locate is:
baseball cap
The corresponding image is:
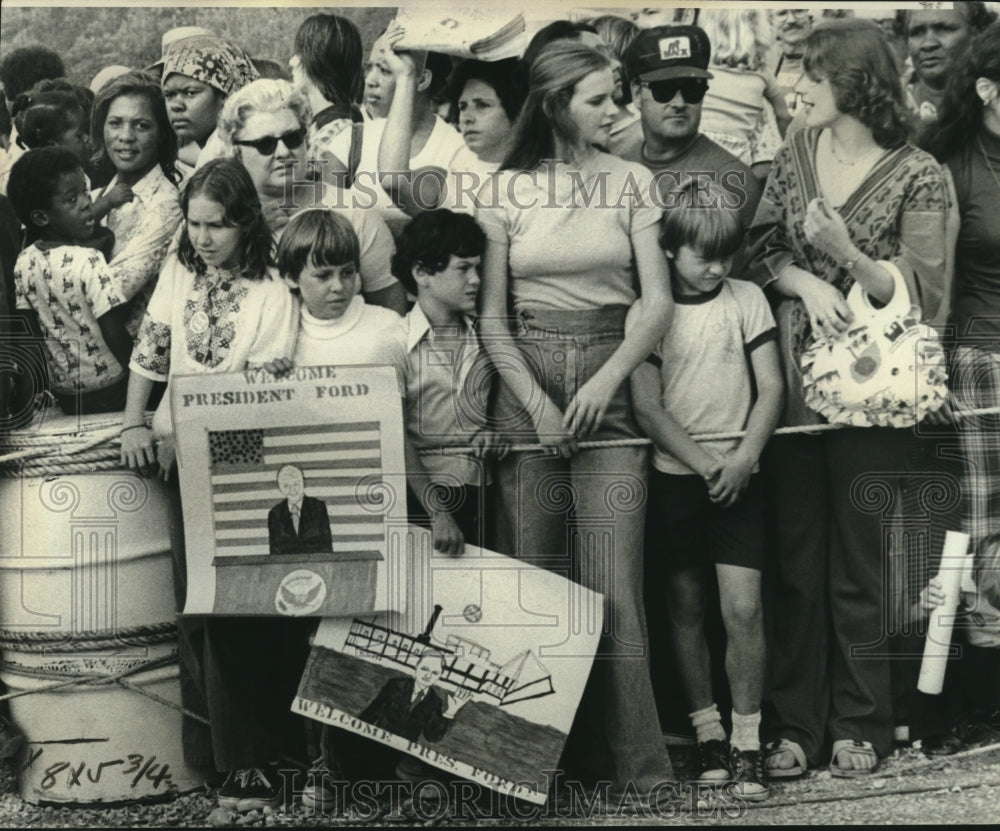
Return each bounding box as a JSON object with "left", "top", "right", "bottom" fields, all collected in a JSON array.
[{"left": 624, "top": 24, "right": 713, "bottom": 83}]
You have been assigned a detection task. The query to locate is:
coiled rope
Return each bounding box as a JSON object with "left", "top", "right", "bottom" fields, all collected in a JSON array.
[{"left": 0, "top": 621, "right": 210, "bottom": 726}]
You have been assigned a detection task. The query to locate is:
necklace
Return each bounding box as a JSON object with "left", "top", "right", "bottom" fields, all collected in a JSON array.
[
  {"left": 977, "top": 136, "right": 1000, "bottom": 193},
  {"left": 826, "top": 131, "right": 885, "bottom": 169}
]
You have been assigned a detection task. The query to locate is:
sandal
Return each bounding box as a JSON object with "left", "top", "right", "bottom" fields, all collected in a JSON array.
[
  {"left": 764, "top": 739, "right": 806, "bottom": 779},
  {"left": 830, "top": 739, "right": 878, "bottom": 778}
]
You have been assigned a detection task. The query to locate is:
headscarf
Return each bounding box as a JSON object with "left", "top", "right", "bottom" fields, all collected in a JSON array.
[{"left": 159, "top": 36, "right": 259, "bottom": 97}]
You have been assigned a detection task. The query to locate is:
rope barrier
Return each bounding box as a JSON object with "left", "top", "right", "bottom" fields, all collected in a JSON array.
[
  {"left": 0, "top": 622, "right": 177, "bottom": 653},
  {"left": 6, "top": 407, "right": 1000, "bottom": 473}
]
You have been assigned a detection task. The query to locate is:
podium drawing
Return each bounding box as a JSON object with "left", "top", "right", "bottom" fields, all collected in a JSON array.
[{"left": 172, "top": 365, "right": 407, "bottom": 616}]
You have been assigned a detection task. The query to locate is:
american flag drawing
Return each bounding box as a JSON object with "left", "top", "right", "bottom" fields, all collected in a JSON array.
[{"left": 208, "top": 423, "right": 386, "bottom": 555}]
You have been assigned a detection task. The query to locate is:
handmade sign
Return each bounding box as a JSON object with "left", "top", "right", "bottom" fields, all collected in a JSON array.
[
  {"left": 293, "top": 530, "right": 603, "bottom": 804},
  {"left": 172, "top": 365, "right": 407, "bottom": 616},
  {"left": 393, "top": 7, "right": 527, "bottom": 60}
]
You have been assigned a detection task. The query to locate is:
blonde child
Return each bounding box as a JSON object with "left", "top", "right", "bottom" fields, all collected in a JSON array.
[
  {"left": 698, "top": 8, "right": 792, "bottom": 167},
  {"left": 630, "top": 180, "right": 783, "bottom": 800}
]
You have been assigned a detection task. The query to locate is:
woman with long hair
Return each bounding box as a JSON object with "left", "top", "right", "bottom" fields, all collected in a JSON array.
[
  {"left": 90, "top": 71, "right": 183, "bottom": 335},
  {"left": 120, "top": 158, "right": 297, "bottom": 806},
  {"left": 290, "top": 12, "right": 364, "bottom": 178},
  {"left": 476, "top": 39, "right": 674, "bottom": 800},
  {"left": 748, "top": 19, "right": 951, "bottom": 778}
]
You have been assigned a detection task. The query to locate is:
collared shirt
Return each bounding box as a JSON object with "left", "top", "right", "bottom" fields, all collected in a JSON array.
[
  {"left": 95, "top": 164, "right": 182, "bottom": 336},
  {"left": 402, "top": 304, "right": 489, "bottom": 487}
]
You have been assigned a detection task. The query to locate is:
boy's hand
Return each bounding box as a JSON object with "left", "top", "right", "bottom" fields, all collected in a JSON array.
[
  {"left": 696, "top": 456, "right": 723, "bottom": 487},
  {"left": 432, "top": 511, "right": 465, "bottom": 557},
  {"left": 263, "top": 357, "right": 295, "bottom": 379},
  {"left": 470, "top": 429, "right": 509, "bottom": 460},
  {"left": 709, "top": 449, "right": 755, "bottom": 507},
  {"left": 121, "top": 425, "right": 157, "bottom": 472}
]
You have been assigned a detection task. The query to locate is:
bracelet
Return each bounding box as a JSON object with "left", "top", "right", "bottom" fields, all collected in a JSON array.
[{"left": 120, "top": 425, "right": 149, "bottom": 435}]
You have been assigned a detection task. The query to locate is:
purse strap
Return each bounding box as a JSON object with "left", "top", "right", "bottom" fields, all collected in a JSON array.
[{"left": 845, "top": 260, "right": 914, "bottom": 326}]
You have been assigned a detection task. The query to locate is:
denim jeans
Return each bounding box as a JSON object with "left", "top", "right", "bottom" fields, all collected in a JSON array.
[{"left": 492, "top": 306, "right": 673, "bottom": 789}]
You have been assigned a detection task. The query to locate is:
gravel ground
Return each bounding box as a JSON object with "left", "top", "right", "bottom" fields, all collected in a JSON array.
[{"left": 1, "top": 742, "right": 999, "bottom": 827}]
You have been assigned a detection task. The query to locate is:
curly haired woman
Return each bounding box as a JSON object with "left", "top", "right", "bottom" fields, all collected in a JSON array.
[{"left": 747, "top": 18, "right": 951, "bottom": 779}]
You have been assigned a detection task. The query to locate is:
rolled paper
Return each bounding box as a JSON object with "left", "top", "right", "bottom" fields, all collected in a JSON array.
[{"left": 917, "top": 530, "right": 972, "bottom": 695}]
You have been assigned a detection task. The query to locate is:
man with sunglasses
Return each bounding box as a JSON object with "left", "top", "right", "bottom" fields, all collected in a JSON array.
[{"left": 619, "top": 24, "right": 762, "bottom": 231}]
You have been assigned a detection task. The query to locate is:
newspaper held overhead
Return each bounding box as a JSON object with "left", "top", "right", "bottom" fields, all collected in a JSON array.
[{"left": 392, "top": 7, "right": 526, "bottom": 60}]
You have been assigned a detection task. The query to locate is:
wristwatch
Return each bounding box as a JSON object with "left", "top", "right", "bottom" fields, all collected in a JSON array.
[{"left": 842, "top": 248, "right": 861, "bottom": 272}]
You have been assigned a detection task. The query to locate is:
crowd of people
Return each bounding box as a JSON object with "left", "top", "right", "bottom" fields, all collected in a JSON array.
[{"left": 1, "top": 3, "right": 1000, "bottom": 818}]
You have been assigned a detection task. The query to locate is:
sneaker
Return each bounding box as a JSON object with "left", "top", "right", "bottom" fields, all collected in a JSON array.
[
  {"left": 729, "top": 747, "right": 769, "bottom": 802},
  {"left": 0, "top": 714, "right": 24, "bottom": 761},
  {"left": 300, "top": 755, "right": 344, "bottom": 813},
  {"left": 696, "top": 739, "right": 732, "bottom": 784},
  {"left": 217, "top": 766, "right": 284, "bottom": 812},
  {"left": 394, "top": 755, "right": 438, "bottom": 782}
]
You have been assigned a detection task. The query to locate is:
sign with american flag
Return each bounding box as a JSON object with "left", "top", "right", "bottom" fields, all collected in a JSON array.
[
  {"left": 172, "top": 365, "right": 409, "bottom": 616},
  {"left": 208, "top": 423, "right": 386, "bottom": 555}
]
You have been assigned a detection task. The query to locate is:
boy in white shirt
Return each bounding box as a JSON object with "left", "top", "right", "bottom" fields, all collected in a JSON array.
[{"left": 629, "top": 180, "right": 783, "bottom": 801}]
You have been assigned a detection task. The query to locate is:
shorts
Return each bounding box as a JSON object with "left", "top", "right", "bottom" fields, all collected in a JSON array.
[{"left": 646, "top": 469, "right": 764, "bottom": 572}]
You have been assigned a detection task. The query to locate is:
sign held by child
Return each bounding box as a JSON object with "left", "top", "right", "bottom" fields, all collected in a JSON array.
[{"left": 172, "top": 363, "right": 408, "bottom": 616}]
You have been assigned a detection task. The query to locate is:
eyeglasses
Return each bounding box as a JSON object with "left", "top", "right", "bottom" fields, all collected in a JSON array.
[
  {"left": 640, "top": 79, "right": 708, "bottom": 105},
  {"left": 232, "top": 128, "right": 306, "bottom": 156}
]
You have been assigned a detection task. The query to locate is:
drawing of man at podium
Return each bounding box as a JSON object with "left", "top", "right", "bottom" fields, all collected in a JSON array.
[{"left": 267, "top": 464, "right": 333, "bottom": 556}]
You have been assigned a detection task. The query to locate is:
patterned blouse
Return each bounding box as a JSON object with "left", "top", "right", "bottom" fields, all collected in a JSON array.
[
  {"left": 748, "top": 127, "right": 951, "bottom": 426},
  {"left": 96, "top": 165, "right": 182, "bottom": 337},
  {"left": 131, "top": 255, "right": 296, "bottom": 436},
  {"left": 14, "top": 242, "right": 127, "bottom": 394}
]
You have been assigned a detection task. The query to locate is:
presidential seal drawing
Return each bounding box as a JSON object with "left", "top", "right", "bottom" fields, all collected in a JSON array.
[{"left": 276, "top": 569, "right": 328, "bottom": 615}]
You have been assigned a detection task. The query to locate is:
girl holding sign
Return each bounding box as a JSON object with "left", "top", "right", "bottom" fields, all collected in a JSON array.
[{"left": 120, "top": 157, "right": 300, "bottom": 812}]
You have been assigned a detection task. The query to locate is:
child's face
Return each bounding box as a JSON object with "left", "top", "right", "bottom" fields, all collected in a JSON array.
[
  {"left": 56, "top": 111, "right": 92, "bottom": 164},
  {"left": 186, "top": 194, "right": 242, "bottom": 270},
  {"left": 41, "top": 168, "right": 95, "bottom": 241},
  {"left": 417, "top": 254, "right": 481, "bottom": 316},
  {"left": 669, "top": 245, "right": 733, "bottom": 296},
  {"left": 289, "top": 258, "right": 359, "bottom": 320}
]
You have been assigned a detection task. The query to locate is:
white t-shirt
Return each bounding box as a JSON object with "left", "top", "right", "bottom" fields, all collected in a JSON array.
[
  {"left": 628, "top": 278, "right": 777, "bottom": 475},
  {"left": 437, "top": 144, "right": 499, "bottom": 215}
]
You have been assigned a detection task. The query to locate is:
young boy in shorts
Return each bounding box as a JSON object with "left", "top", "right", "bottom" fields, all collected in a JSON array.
[{"left": 629, "top": 180, "right": 783, "bottom": 801}]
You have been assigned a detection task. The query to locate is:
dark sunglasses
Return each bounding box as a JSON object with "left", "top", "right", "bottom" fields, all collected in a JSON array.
[
  {"left": 641, "top": 78, "right": 708, "bottom": 105},
  {"left": 232, "top": 128, "right": 306, "bottom": 156}
]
